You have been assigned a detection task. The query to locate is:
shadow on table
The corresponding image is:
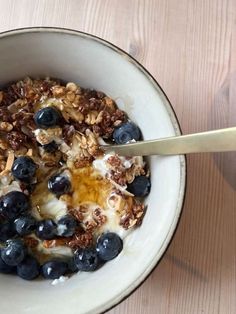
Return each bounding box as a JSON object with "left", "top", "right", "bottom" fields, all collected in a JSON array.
[{"left": 210, "top": 73, "right": 236, "bottom": 190}]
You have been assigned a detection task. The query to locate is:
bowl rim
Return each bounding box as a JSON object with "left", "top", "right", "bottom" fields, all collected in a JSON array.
[{"left": 0, "top": 27, "right": 187, "bottom": 314}]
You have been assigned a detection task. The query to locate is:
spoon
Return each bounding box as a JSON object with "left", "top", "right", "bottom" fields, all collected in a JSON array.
[{"left": 101, "top": 127, "right": 236, "bottom": 156}]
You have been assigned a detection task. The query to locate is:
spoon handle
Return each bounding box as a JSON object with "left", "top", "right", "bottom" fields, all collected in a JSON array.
[{"left": 101, "top": 127, "right": 236, "bottom": 156}]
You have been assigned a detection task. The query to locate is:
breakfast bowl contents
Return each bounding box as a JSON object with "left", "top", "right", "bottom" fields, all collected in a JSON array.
[
  {"left": 0, "top": 77, "right": 150, "bottom": 281},
  {"left": 0, "top": 28, "right": 185, "bottom": 314}
]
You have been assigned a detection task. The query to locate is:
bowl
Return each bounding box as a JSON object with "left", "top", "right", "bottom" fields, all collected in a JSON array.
[{"left": 0, "top": 27, "right": 186, "bottom": 314}]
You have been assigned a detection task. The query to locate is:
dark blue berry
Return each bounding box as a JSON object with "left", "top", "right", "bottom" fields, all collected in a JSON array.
[
  {"left": 96, "top": 232, "right": 123, "bottom": 261},
  {"left": 0, "top": 250, "right": 15, "bottom": 273},
  {"left": 113, "top": 121, "right": 141, "bottom": 144},
  {"left": 57, "top": 215, "right": 77, "bottom": 237},
  {"left": 1, "top": 240, "right": 26, "bottom": 266},
  {"left": 42, "top": 141, "right": 58, "bottom": 153},
  {"left": 0, "top": 221, "right": 16, "bottom": 242},
  {"left": 127, "top": 175, "right": 151, "bottom": 197},
  {"left": 74, "top": 248, "right": 100, "bottom": 271},
  {"left": 48, "top": 175, "right": 71, "bottom": 196},
  {"left": 34, "top": 107, "right": 62, "bottom": 129},
  {"left": 67, "top": 257, "right": 78, "bottom": 273},
  {"left": 0, "top": 191, "right": 30, "bottom": 219},
  {"left": 11, "top": 156, "right": 37, "bottom": 182},
  {"left": 17, "top": 255, "right": 40, "bottom": 280},
  {"left": 35, "top": 219, "right": 57, "bottom": 240},
  {"left": 41, "top": 260, "right": 68, "bottom": 279},
  {"left": 14, "top": 216, "right": 36, "bottom": 236}
]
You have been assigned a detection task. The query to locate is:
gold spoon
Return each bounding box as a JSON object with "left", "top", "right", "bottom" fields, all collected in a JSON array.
[{"left": 101, "top": 127, "right": 236, "bottom": 156}]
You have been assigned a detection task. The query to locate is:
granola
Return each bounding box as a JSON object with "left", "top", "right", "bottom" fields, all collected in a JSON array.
[{"left": 0, "top": 77, "right": 150, "bottom": 280}]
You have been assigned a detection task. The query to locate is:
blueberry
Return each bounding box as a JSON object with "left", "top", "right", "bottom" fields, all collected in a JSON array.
[
  {"left": 11, "top": 156, "right": 37, "bottom": 182},
  {"left": 17, "top": 255, "right": 40, "bottom": 280},
  {"left": 57, "top": 215, "right": 77, "bottom": 237},
  {"left": 67, "top": 257, "right": 78, "bottom": 273},
  {"left": 1, "top": 240, "right": 26, "bottom": 266},
  {"left": 42, "top": 141, "right": 58, "bottom": 153},
  {"left": 113, "top": 121, "right": 141, "bottom": 144},
  {"left": 41, "top": 260, "right": 68, "bottom": 279},
  {"left": 14, "top": 216, "right": 36, "bottom": 236},
  {"left": 127, "top": 175, "right": 151, "bottom": 197},
  {"left": 0, "top": 250, "right": 15, "bottom": 273},
  {"left": 48, "top": 175, "right": 71, "bottom": 196},
  {"left": 34, "top": 107, "right": 62, "bottom": 129},
  {"left": 0, "top": 221, "right": 16, "bottom": 242},
  {"left": 96, "top": 232, "right": 123, "bottom": 261},
  {"left": 74, "top": 248, "right": 100, "bottom": 271},
  {"left": 0, "top": 191, "right": 30, "bottom": 220},
  {"left": 35, "top": 219, "right": 57, "bottom": 240}
]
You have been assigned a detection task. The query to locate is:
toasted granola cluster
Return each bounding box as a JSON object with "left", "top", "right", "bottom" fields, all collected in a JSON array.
[{"left": 0, "top": 77, "right": 128, "bottom": 170}]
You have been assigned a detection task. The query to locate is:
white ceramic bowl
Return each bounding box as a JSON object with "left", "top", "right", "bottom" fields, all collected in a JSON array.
[{"left": 0, "top": 28, "right": 186, "bottom": 314}]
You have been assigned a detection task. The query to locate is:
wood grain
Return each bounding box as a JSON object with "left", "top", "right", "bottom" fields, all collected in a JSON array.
[{"left": 0, "top": 0, "right": 236, "bottom": 313}]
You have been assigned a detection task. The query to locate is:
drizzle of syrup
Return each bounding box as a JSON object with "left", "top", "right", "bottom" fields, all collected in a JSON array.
[{"left": 71, "top": 166, "right": 112, "bottom": 209}]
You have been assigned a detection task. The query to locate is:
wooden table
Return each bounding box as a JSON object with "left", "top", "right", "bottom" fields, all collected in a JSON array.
[{"left": 1, "top": 1, "right": 236, "bottom": 313}]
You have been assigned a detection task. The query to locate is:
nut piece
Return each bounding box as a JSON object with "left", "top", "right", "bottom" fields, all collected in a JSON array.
[
  {"left": 51, "top": 85, "right": 66, "bottom": 97},
  {"left": 0, "top": 122, "right": 13, "bottom": 132},
  {"left": 66, "top": 91, "right": 76, "bottom": 102},
  {"left": 104, "top": 96, "right": 116, "bottom": 111},
  {"left": 66, "top": 82, "right": 77, "bottom": 92},
  {"left": 0, "top": 138, "right": 8, "bottom": 150},
  {"left": 34, "top": 127, "right": 62, "bottom": 145}
]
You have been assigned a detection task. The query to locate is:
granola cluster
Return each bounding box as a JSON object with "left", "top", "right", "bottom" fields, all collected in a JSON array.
[
  {"left": 106, "top": 155, "right": 146, "bottom": 186},
  {"left": 0, "top": 77, "right": 128, "bottom": 170}
]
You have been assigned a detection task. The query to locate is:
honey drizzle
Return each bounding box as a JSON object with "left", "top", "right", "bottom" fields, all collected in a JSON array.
[{"left": 71, "top": 166, "right": 112, "bottom": 209}]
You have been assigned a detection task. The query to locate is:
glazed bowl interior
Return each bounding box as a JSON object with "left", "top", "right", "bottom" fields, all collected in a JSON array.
[{"left": 0, "top": 28, "right": 185, "bottom": 314}]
